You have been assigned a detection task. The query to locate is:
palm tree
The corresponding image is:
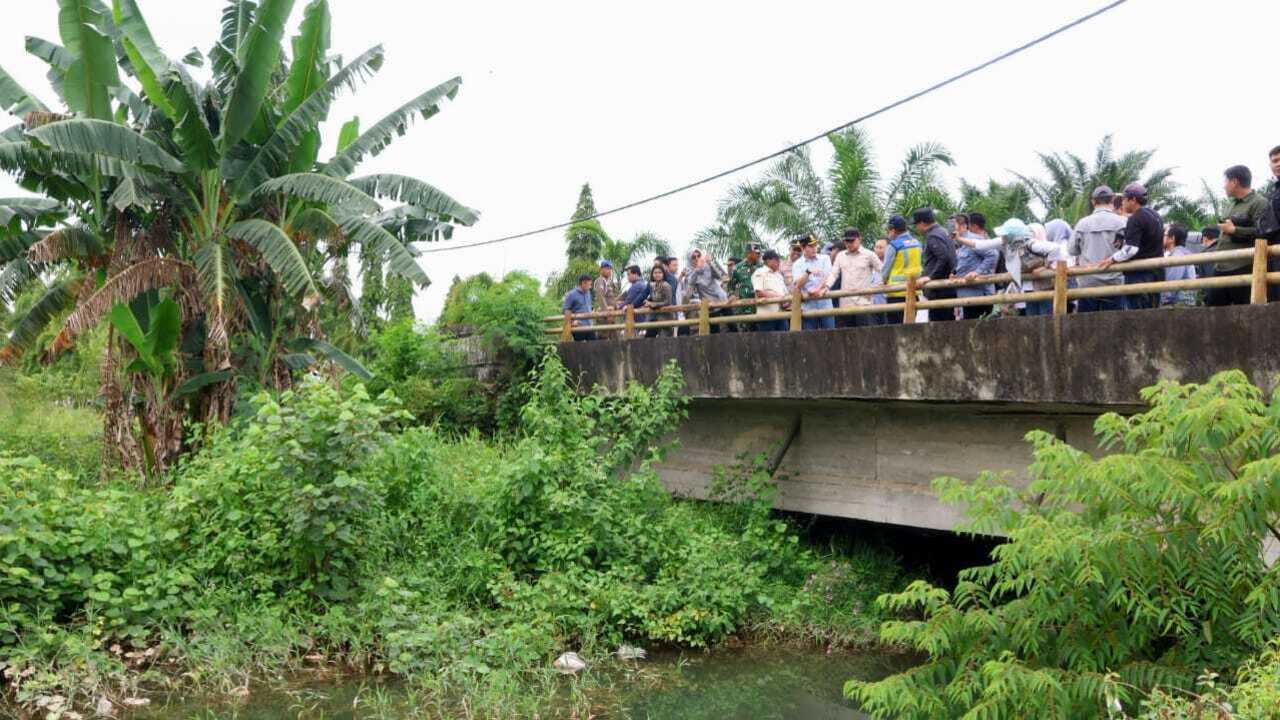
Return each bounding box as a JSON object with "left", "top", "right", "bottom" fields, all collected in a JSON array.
[
  {"left": 0, "top": 0, "right": 476, "bottom": 474},
  {"left": 1164, "top": 180, "right": 1230, "bottom": 231},
  {"left": 957, "top": 179, "right": 1035, "bottom": 229},
  {"left": 601, "top": 231, "right": 671, "bottom": 271},
  {"left": 1013, "top": 135, "right": 1176, "bottom": 224},
  {"left": 699, "top": 128, "right": 955, "bottom": 258}
]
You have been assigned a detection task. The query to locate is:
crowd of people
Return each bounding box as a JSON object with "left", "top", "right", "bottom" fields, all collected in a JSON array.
[{"left": 563, "top": 147, "right": 1280, "bottom": 339}]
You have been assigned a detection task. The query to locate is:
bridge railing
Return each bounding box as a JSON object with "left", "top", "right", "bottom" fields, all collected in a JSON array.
[{"left": 544, "top": 240, "right": 1280, "bottom": 340}]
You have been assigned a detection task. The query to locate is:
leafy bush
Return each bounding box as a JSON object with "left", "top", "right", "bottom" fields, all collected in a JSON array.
[
  {"left": 171, "top": 380, "right": 407, "bottom": 603},
  {"left": 0, "top": 456, "right": 193, "bottom": 645},
  {"left": 849, "top": 371, "right": 1280, "bottom": 719},
  {"left": 365, "top": 319, "right": 493, "bottom": 433}
]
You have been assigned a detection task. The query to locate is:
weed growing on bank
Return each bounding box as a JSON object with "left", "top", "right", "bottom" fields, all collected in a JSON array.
[{"left": 0, "top": 355, "right": 901, "bottom": 717}]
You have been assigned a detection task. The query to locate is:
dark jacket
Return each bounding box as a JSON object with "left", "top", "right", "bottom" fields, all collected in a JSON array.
[
  {"left": 620, "top": 280, "right": 650, "bottom": 308},
  {"left": 921, "top": 224, "right": 957, "bottom": 299}
]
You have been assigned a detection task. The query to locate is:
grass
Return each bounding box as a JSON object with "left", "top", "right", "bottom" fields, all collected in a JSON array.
[{"left": 0, "top": 369, "right": 102, "bottom": 478}]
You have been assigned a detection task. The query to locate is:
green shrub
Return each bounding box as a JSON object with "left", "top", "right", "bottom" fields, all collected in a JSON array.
[
  {"left": 365, "top": 319, "right": 493, "bottom": 433},
  {"left": 170, "top": 379, "right": 407, "bottom": 604},
  {"left": 849, "top": 370, "right": 1280, "bottom": 718},
  {"left": 0, "top": 456, "right": 193, "bottom": 644}
]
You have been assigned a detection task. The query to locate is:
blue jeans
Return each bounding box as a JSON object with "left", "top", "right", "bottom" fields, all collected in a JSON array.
[
  {"left": 1025, "top": 300, "right": 1053, "bottom": 316},
  {"left": 1123, "top": 270, "right": 1160, "bottom": 310},
  {"left": 755, "top": 319, "right": 788, "bottom": 332},
  {"left": 803, "top": 316, "right": 836, "bottom": 331}
]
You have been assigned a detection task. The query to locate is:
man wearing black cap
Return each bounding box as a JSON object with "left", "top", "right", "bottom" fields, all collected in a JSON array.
[
  {"left": 1097, "top": 183, "right": 1164, "bottom": 310},
  {"left": 791, "top": 233, "right": 836, "bottom": 330},
  {"left": 727, "top": 243, "right": 764, "bottom": 330},
  {"left": 822, "top": 228, "right": 884, "bottom": 328},
  {"left": 913, "top": 208, "right": 957, "bottom": 322},
  {"left": 881, "top": 215, "right": 922, "bottom": 324}
]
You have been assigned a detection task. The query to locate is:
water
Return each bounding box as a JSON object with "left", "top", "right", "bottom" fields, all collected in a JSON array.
[{"left": 133, "top": 646, "right": 908, "bottom": 719}]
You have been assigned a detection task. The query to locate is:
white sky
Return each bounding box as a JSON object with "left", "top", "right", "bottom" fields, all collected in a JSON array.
[{"left": 2, "top": 0, "right": 1277, "bottom": 321}]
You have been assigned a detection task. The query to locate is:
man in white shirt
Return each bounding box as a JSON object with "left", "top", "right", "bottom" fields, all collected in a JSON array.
[
  {"left": 822, "top": 228, "right": 883, "bottom": 328},
  {"left": 752, "top": 250, "right": 790, "bottom": 332}
]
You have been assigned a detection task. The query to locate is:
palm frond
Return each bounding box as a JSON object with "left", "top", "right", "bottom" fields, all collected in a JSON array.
[
  {"left": 228, "top": 46, "right": 385, "bottom": 197},
  {"left": 0, "top": 64, "right": 50, "bottom": 116},
  {"left": 335, "top": 213, "right": 429, "bottom": 287},
  {"left": 58, "top": 257, "right": 191, "bottom": 342},
  {"left": 221, "top": 0, "right": 295, "bottom": 150},
  {"left": 29, "top": 119, "right": 187, "bottom": 173},
  {"left": 291, "top": 206, "right": 342, "bottom": 243},
  {"left": 26, "top": 225, "right": 102, "bottom": 263},
  {"left": 349, "top": 173, "right": 478, "bottom": 225},
  {"left": 1, "top": 231, "right": 45, "bottom": 263},
  {"left": 323, "top": 76, "right": 461, "bottom": 178},
  {"left": 225, "top": 218, "right": 318, "bottom": 298},
  {"left": 193, "top": 240, "right": 238, "bottom": 344},
  {"left": 113, "top": 0, "right": 179, "bottom": 120},
  {"left": 252, "top": 172, "right": 380, "bottom": 214},
  {"left": 1, "top": 276, "right": 82, "bottom": 357},
  {"left": 0, "top": 257, "right": 43, "bottom": 303}
]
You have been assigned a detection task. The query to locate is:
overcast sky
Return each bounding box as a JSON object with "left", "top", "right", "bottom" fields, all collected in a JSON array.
[{"left": 3, "top": 0, "right": 1277, "bottom": 321}]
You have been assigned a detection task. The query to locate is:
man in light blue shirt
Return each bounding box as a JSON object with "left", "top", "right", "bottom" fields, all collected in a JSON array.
[
  {"left": 790, "top": 234, "right": 835, "bottom": 330},
  {"left": 953, "top": 213, "right": 998, "bottom": 320},
  {"left": 1161, "top": 223, "right": 1198, "bottom": 307},
  {"left": 561, "top": 274, "right": 594, "bottom": 341}
]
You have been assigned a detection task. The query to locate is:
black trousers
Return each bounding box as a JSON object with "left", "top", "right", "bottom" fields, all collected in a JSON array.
[
  {"left": 884, "top": 297, "right": 907, "bottom": 324},
  {"left": 1205, "top": 266, "right": 1251, "bottom": 307},
  {"left": 926, "top": 290, "right": 956, "bottom": 322}
]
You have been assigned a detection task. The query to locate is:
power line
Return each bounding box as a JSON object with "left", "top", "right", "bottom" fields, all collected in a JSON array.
[{"left": 420, "top": 0, "right": 1129, "bottom": 255}]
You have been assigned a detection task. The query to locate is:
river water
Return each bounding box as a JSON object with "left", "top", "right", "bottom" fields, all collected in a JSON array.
[{"left": 134, "top": 645, "right": 908, "bottom": 719}]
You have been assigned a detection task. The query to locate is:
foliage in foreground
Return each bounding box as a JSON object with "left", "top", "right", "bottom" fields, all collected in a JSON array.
[
  {"left": 0, "top": 354, "right": 898, "bottom": 715},
  {"left": 849, "top": 370, "right": 1280, "bottom": 719}
]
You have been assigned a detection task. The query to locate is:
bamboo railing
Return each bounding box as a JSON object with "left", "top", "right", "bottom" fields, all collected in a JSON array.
[{"left": 545, "top": 241, "right": 1280, "bottom": 340}]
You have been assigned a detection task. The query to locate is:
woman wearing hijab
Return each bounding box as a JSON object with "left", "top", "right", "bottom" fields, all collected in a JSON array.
[
  {"left": 953, "top": 218, "right": 1065, "bottom": 316},
  {"left": 1044, "top": 219, "right": 1076, "bottom": 311}
]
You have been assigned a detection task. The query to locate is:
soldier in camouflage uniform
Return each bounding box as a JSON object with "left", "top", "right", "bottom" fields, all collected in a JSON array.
[{"left": 726, "top": 243, "right": 764, "bottom": 332}]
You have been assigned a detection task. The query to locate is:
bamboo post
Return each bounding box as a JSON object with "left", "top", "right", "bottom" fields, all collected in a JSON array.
[
  {"left": 1052, "top": 260, "right": 1069, "bottom": 316},
  {"left": 903, "top": 275, "right": 918, "bottom": 324},
  {"left": 624, "top": 305, "right": 635, "bottom": 339},
  {"left": 560, "top": 311, "right": 573, "bottom": 343},
  {"left": 1251, "top": 238, "right": 1269, "bottom": 305},
  {"left": 698, "top": 297, "right": 711, "bottom": 335},
  {"left": 789, "top": 288, "right": 803, "bottom": 331}
]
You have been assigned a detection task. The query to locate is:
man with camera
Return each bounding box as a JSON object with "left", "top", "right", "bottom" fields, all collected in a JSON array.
[{"left": 1207, "top": 165, "right": 1271, "bottom": 306}]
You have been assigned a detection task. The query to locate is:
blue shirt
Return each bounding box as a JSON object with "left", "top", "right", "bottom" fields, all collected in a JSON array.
[
  {"left": 620, "top": 280, "right": 650, "bottom": 308},
  {"left": 1162, "top": 247, "right": 1197, "bottom": 306},
  {"left": 562, "top": 287, "right": 592, "bottom": 324},
  {"left": 955, "top": 232, "right": 998, "bottom": 297},
  {"left": 790, "top": 254, "right": 834, "bottom": 311}
]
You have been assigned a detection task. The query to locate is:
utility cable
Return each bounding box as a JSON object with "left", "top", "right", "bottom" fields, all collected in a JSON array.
[{"left": 419, "top": 0, "right": 1129, "bottom": 255}]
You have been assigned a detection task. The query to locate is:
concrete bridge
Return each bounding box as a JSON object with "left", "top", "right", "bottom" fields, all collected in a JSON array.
[{"left": 557, "top": 304, "right": 1280, "bottom": 531}]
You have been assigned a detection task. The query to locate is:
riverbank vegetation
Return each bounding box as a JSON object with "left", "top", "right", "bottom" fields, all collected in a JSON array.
[
  {"left": 851, "top": 370, "right": 1280, "bottom": 719},
  {"left": 0, "top": 351, "right": 905, "bottom": 717}
]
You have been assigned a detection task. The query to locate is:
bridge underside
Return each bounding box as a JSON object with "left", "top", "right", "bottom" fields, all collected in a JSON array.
[
  {"left": 660, "top": 398, "right": 1107, "bottom": 531},
  {"left": 559, "top": 304, "right": 1280, "bottom": 531}
]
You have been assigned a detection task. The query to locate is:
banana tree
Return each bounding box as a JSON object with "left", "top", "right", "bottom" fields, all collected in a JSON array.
[{"left": 0, "top": 0, "right": 478, "bottom": 474}]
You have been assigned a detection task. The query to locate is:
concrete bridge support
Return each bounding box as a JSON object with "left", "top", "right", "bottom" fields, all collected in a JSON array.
[{"left": 558, "top": 305, "right": 1280, "bottom": 531}]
